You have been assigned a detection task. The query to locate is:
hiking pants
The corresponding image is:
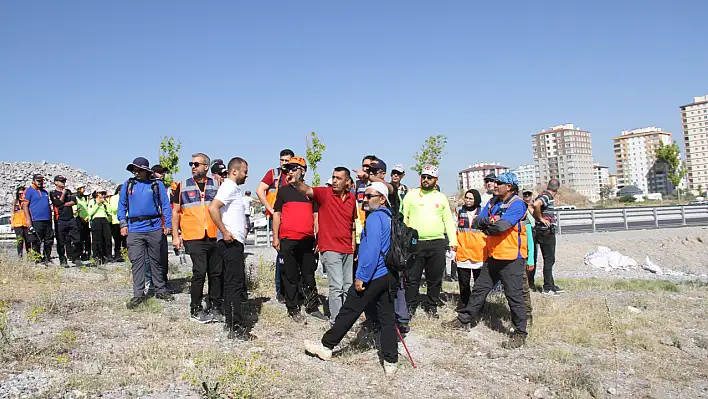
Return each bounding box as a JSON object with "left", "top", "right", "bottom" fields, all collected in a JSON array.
[
  {"left": 522, "top": 265, "right": 533, "bottom": 319},
  {"left": 128, "top": 230, "right": 167, "bottom": 297},
  {"left": 531, "top": 230, "right": 556, "bottom": 291},
  {"left": 78, "top": 219, "right": 91, "bottom": 259},
  {"left": 280, "top": 237, "right": 319, "bottom": 314},
  {"left": 160, "top": 233, "right": 169, "bottom": 282},
  {"left": 394, "top": 272, "right": 410, "bottom": 324},
  {"left": 27, "top": 220, "right": 53, "bottom": 262},
  {"left": 111, "top": 224, "right": 127, "bottom": 259},
  {"left": 91, "top": 217, "right": 112, "bottom": 262},
  {"left": 321, "top": 251, "right": 353, "bottom": 324},
  {"left": 56, "top": 218, "right": 81, "bottom": 262},
  {"left": 406, "top": 238, "right": 446, "bottom": 313},
  {"left": 14, "top": 227, "right": 28, "bottom": 257},
  {"left": 217, "top": 239, "right": 247, "bottom": 329},
  {"left": 456, "top": 268, "right": 482, "bottom": 309},
  {"left": 185, "top": 237, "right": 223, "bottom": 311},
  {"left": 457, "top": 257, "right": 527, "bottom": 335},
  {"left": 322, "top": 272, "right": 398, "bottom": 364}
]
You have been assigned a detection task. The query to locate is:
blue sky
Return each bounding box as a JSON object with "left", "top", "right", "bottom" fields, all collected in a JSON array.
[{"left": 2, "top": 1, "right": 707, "bottom": 194}]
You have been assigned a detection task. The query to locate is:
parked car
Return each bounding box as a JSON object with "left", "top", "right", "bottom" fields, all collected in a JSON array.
[
  {"left": 252, "top": 216, "right": 268, "bottom": 230},
  {"left": 0, "top": 213, "right": 12, "bottom": 237},
  {"left": 555, "top": 205, "right": 577, "bottom": 210}
]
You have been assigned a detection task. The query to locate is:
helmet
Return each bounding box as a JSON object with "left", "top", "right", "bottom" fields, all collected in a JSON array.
[{"left": 421, "top": 164, "right": 439, "bottom": 178}]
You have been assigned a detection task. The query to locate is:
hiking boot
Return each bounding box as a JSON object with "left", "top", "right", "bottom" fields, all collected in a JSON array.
[
  {"left": 441, "top": 318, "right": 470, "bottom": 331},
  {"left": 502, "top": 332, "right": 526, "bottom": 349},
  {"left": 190, "top": 310, "right": 212, "bottom": 324},
  {"left": 276, "top": 293, "right": 286, "bottom": 304},
  {"left": 542, "top": 290, "right": 559, "bottom": 297},
  {"left": 307, "top": 310, "right": 328, "bottom": 322},
  {"left": 553, "top": 285, "right": 565, "bottom": 294},
  {"left": 290, "top": 311, "right": 306, "bottom": 324},
  {"left": 304, "top": 340, "right": 332, "bottom": 361},
  {"left": 397, "top": 322, "right": 410, "bottom": 335},
  {"left": 211, "top": 311, "right": 225, "bottom": 323},
  {"left": 383, "top": 360, "right": 398, "bottom": 376},
  {"left": 426, "top": 308, "right": 440, "bottom": 319},
  {"left": 227, "top": 326, "right": 256, "bottom": 341},
  {"left": 127, "top": 297, "right": 147, "bottom": 310},
  {"left": 155, "top": 292, "right": 174, "bottom": 302},
  {"left": 59, "top": 259, "right": 68, "bottom": 267}
]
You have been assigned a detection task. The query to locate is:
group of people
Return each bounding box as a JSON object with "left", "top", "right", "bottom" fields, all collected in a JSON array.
[{"left": 12, "top": 147, "right": 561, "bottom": 376}]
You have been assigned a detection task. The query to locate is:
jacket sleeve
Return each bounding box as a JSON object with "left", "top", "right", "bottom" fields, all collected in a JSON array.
[
  {"left": 485, "top": 200, "right": 526, "bottom": 235},
  {"left": 118, "top": 182, "right": 128, "bottom": 227},
  {"left": 355, "top": 213, "right": 383, "bottom": 283},
  {"left": 159, "top": 182, "right": 172, "bottom": 229}
]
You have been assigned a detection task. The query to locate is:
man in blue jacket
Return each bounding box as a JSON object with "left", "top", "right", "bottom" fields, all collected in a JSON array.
[
  {"left": 118, "top": 157, "right": 174, "bottom": 309},
  {"left": 304, "top": 182, "right": 398, "bottom": 376}
]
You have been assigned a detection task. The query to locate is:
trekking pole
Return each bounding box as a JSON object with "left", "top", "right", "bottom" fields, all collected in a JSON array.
[{"left": 395, "top": 326, "right": 416, "bottom": 369}]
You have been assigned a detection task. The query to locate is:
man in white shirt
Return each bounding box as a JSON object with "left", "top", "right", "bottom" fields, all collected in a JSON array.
[
  {"left": 208, "top": 157, "right": 254, "bottom": 341},
  {"left": 480, "top": 173, "right": 496, "bottom": 206},
  {"left": 243, "top": 190, "right": 254, "bottom": 233}
]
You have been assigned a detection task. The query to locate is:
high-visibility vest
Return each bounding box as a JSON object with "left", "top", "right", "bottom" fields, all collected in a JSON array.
[
  {"left": 485, "top": 195, "right": 528, "bottom": 261},
  {"left": 456, "top": 207, "right": 487, "bottom": 263},
  {"left": 178, "top": 177, "right": 218, "bottom": 240}
]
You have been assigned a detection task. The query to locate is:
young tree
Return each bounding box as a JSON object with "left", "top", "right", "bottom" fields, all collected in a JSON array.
[
  {"left": 412, "top": 134, "right": 448, "bottom": 175},
  {"left": 158, "top": 136, "right": 182, "bottom": 186},
  {"left": 599, "top": 184, "right": 614, "bottom": 205},
  {"left": 305, "top": 131, "right": 326, "bottom": 186},
  {"left": 655, "top": 141, "right": 686, "bottom": 201}
]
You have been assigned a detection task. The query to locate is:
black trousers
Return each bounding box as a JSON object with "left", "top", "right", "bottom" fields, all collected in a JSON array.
[
  {"left": 185, "top": 237, "right": 223, "bottom": 311},
  {"left": 14, "top": 227, "right": 29, "bottom": 257},
  {"left": 79, "top": 219, "right": 91, "bottom": 259},
  {"left": 55, "top": 218, "right": 81, "bottom": 262},
  {"left": 160, "top": 233, "right": 169, "bottom": 282},
  {"left": 531, "top": 230, "right": 556, "bottom": 291},
  {"left": 405, "top": 238, "right": 446, "bottom": 313},
  {"left": 217, "top": 240, "right": 247, "bottom": 329},
  {"left": 111, "top": 224, "right": 127, "bottom": 258},
  {"left": 91, "top": 217, "right": 112, "bottom": 262},
  {"left": 279, "top": 237, "right": 319, "bottom": 314},
  {"left": 457, "top": 257, "right": 527, "bottom": 335},
  {"left": 456, "top": 268, "right": 482, "bottom": 309},
  {"left": 27, "top": 220, "right": 53, "bottom": 261},
  {"left": 322, "top": 272, "right": 398, "bottom": 363}
]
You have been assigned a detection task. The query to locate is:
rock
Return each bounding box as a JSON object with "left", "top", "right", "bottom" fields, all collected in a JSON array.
[
  {"left": 627, "top": 306, "right": 641, "bottom": 314},
  {"left": 659, "top": 337, "right": 674, "bottom": 346},
  {"left": 533, "top": 385, "right": 554, "bottom": 399},
  {"left": 608, "top": 387, "right": 617, "bottom": 395}
]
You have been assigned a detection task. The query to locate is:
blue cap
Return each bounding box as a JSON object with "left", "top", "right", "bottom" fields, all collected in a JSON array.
[{"left": 497, "top": 172, "right": 519, "bottom": 186}]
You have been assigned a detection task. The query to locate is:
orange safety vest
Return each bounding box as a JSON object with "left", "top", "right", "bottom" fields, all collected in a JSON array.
[
  {"left": 11, "top": 199, "right": 27, "bottom": 228},
  {"left": 485, "top": 195, "right": 528, "bottom": 261},
  {"left": 455, "top": 207, "right": 487, "bottom": 263},
  {"left": 178, "top": 177, "right": 218, "bottom": 240}
]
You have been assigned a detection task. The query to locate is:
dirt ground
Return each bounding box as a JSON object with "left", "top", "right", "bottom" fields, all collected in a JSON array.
[{"left": 1, "top": 226, "right": 708, "bottom": 398}]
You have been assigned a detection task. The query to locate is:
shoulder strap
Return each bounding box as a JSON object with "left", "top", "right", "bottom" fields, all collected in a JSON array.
[
  {"left": 125, "top": 178, "right": 136, "bottom": 214},
  {"left": 151, "top": 179, "right": 162, "bottom": 214}
]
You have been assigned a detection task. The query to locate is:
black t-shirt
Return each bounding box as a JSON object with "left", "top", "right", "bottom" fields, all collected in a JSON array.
[
  {"left": 51, "top": 189, "right": 76, "bottom": 221},
  {"left": 171, "top": 181, "right": 206, "bottom": 204}
]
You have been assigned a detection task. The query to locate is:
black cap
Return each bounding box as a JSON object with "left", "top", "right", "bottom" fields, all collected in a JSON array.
[
  {"left": 484, "top": 173, "right": 497, "bottom": 182},
  {"left": 151, "top": 164, "right": 168, "bottom": 174},
  {"left": 32, "top": 174, "right": 44, "bottom": 181},
  {"left": 53, "top": 175, "right": 67, "bottom": 183},
  {"left": 370, "top": 159, "right": 387, "bottom": 172},
  {"left": 522, "top": 190, "right": 533, "bottom": 196},
  {"left": 211, "top": 161, "right": 227, "bottom": 176}
]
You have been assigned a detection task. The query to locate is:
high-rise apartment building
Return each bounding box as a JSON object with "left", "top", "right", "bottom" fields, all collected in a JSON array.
[
  {"left": 532, "top": 124, "right": 596, "bottom": 201},
  {"left": 512, "top": 164, "right": 536, "bottom": 191},
  {"left": 681, "top": 95, "right": 708, "bottom": 192},
  {"left": 613, "top": 127, "right": 672, "bottom": 194},
  {"left": 458, "top": 162, "right": 509, "bottom": 193},
  {"left": 593, "top": 163, "right": 610, "bottom": 199}
]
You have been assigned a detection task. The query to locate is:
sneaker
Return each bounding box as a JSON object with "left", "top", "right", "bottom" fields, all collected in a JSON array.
[
  {"left": 304, "top": 340, "right": 332, "bottom": 361},
  {"left": 383, "top": 360, "right": 398, "bottom": 376},
  {"left": 211, "top": 311, "right": 226, "bottom": 323},
  {"left": 155, "top": 292, "right": 174, "bottom": 302},
  {"left": 307, "top": 310, "right": 328, "bottom": 322},
  {"left": 290, "top": 312, "right": 306, "bottom": 324},
  {"left": 126, "top": 297, "right": 146, "bottom": 309},
  {"left": 553, "top": 286, "right": 565, "bottom": 294},
  {"left": 426, "top": 308, "right": 440, "bottom": 319},
  {"left": 276, "top": 294, "right": 286, "bottom": 304},
  {"left": 502, "top": 332, "right": 526, "bottom": 349},
  {"left": 542, "top": 290, "right": 559, "bottom": 297},
  {"left": 191, "top": 310, "right": 212, "bottom": 324},
  {"left": 227, "top": 326, "right": 256, "bottom": 341},
  {"left": 397, "top": 322, "right": 410, "bottom": 335},
  {"left": 441, "top": 318, "right": 471, "bottom": 331}
]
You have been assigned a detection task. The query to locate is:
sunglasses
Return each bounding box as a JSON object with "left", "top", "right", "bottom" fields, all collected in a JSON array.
[
  {"left": 189, "top": 162, "right": 205, "bottom": 167},
  {"left": 284, "top": 165, "right": 302, "bottom": 172},
  {"left": 495, "top": 180, "right": 510, "bottom": 186},
  {"left": 364, "top": 193, "right": 382, "bottom": 199},
  {"left": 421, "top": 175, "right": 436, "bottom": 180}
]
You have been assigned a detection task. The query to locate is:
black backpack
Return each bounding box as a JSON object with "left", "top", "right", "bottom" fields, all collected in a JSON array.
[{"left": 369, "top": 208, "right": 418, "bottom": 272}]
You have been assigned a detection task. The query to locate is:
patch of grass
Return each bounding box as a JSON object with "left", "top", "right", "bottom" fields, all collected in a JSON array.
[
  {"left": 553, "top": 278, "right": 681, "bottom": 293},
  {"left": 25, "top": 304, "right": 46, "bottom": 324},
  {"left": 547, "top": 348, "right": 573, "bottom": 363},
  {"left": 695, "top": 335, "right": 708, "bottom": 350},
  {"left": 528, "top": 365, "right": 601, "bottom": 398},
  {"left": 182, "top": 351, "right": 279, "bottom": 398},
  {"left": 133, "top": 297, "right": 162, "bottom": 313}
]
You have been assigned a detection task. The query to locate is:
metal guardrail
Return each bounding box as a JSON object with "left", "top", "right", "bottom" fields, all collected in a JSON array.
[{"left": 555, "top": 203, "right": 708, "bottom": 234}]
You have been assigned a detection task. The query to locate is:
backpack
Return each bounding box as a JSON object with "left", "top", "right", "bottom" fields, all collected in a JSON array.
[
  {"left": 125, "top": 177, "right": 163, "bottom": 223},
  {"left": 371, "top": 208, "right": 418, "bottom": 272}
]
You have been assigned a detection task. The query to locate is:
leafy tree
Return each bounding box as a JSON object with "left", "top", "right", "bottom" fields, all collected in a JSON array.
[
  {"left": 599, "top": 184, "right": 614, "bottom": 204},
  {"left": 655, "top": 141, "right": 686, "bottom": 201},
  {"left": 305, "top": 132, "right": 326, "bottom": 187},
  {"left": 412, "top": 134, "right": 448, "bottom": 175},
  {"left": 619, "top": 195, "right": 636, "bottom": 203},
  {"left": 158, "top": 136, "right": 182, "bottom": 186}
]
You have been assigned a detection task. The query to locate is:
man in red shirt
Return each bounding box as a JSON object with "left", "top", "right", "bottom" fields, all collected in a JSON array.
[
  {"left": 256, "top": 149, "right": 294, "bottom": 303},
  {"left": 291, "top": 166, "right": 356, "bottom": 325},
  {"left": 272, "top": 156, "right": 326, "bottom": 322}
]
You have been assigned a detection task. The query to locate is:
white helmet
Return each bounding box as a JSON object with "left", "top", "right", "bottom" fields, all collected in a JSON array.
[{"left": 421, "top": 164, "right": 439, "bottom": 178}]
